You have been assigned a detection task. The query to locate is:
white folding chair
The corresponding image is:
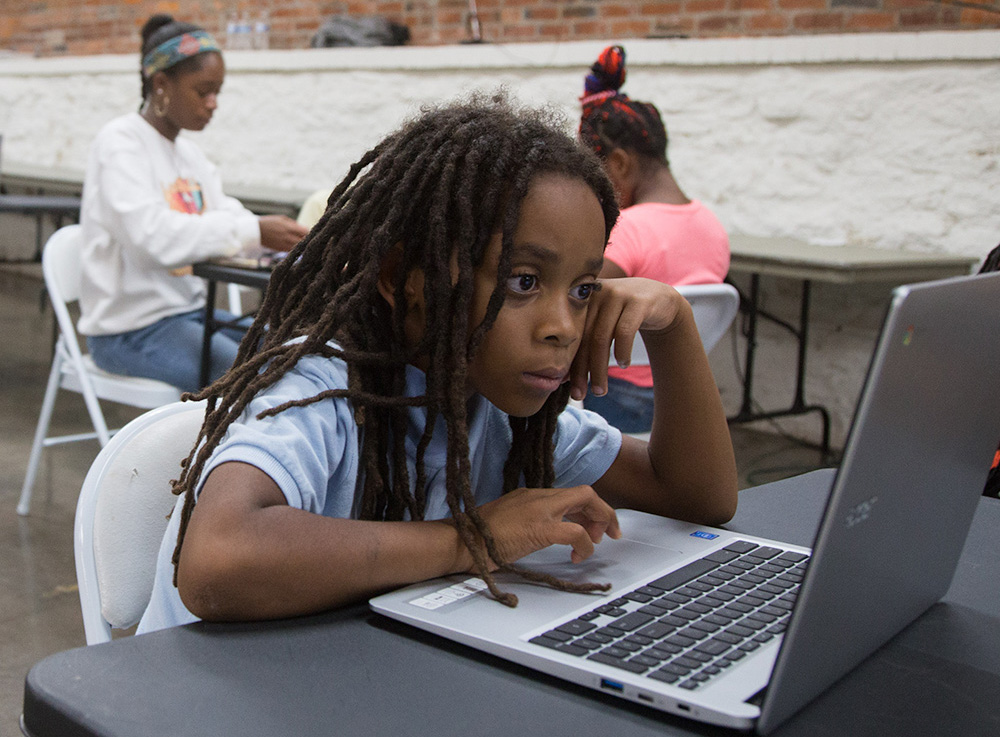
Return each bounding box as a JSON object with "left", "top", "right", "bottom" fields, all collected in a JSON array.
[
  {"left": 226, "top": 282, "right": 250, "bottom": 316},
  {"left": 601, "top": 282, "right": 740, "bottom": 369},
  {"left": 18, "top": 225, "right": 183, "bottom": 516},
  {"left": 575, "top": 282, "right": 741, "bottom": 437},
  {"left": 574, "top": 281, "right": 742, "bottom": 382},
  {"left": 74, "top": 400, "right": 205, "bottom": 644},
  {"left": 675, "top": 282, "right": 740, "bottom": 354}
]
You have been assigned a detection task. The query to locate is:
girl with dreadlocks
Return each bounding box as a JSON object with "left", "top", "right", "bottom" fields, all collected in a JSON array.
[
  {"left": 579, "top": 45, "right": 730, "bottom": 433},
  {"left": 137, "top": 92, "right": 737, "bottom": 634}
]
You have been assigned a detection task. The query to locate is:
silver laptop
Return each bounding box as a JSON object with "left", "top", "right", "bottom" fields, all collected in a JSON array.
[{"left": 371, "top": 271, "right": 1000, "bottom": 733}]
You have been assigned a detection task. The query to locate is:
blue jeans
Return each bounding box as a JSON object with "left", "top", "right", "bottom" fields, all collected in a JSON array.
[
  {"left": 87, "top": 308, "right": 250, "bottom": 394},
  {"left": 583, "top": 376, "right": 655, "bottom": 434}
]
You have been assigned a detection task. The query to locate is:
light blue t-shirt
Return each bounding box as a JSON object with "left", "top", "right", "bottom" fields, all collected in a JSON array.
[{"left": 137, "top": 353, "right": 622, "bottom": 634}]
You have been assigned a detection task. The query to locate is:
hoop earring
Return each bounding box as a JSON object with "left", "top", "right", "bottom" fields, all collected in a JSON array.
[{"left": 153, "top": 90, "right": 170, "bottom": 118}]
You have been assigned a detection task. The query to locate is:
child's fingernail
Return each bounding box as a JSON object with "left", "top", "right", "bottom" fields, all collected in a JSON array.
[
  {"left": 592, "top": 386, "right": 606, "bottom": 397},
  {"left": 617, "top": 360, "right": 629, "bottom": 369}
]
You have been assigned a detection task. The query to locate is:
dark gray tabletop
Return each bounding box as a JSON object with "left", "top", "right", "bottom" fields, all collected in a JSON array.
[
  {"left": 0, "top": 194, "right": 82, "bottom": 215},
  {"left": 727, "top": 234, "right": 979, "bottom": 285},
  {"left": 21, "top": 470, "right": 1000, "bottom": 737},
  {"left": 192, "top": 260, "right": 272, "bottom": 291}
]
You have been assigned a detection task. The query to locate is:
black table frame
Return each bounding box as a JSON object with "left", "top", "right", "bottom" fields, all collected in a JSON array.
[
  {"left": 191, "top": 261, "right": 270, "bottom": 387},
  {"left": 725, "top": 236, "right": 979, "bottom": 461},
  {"left": 0, "top": 194, "right": 82, "bottom": 261},
  {"left": 726, "top": 275, "right": 832, "bottom": 458}
]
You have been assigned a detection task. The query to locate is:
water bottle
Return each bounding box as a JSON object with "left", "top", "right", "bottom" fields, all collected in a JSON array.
[{"left": 253, "top": 11, "right": 271, "bottom": 50}]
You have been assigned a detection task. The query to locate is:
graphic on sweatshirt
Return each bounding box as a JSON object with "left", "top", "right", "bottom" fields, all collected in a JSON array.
[{"left": 163, "top": 177, "right": 205, "bottom": 214}]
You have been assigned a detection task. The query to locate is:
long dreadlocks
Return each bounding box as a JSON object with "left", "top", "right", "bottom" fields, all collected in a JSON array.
[{"left": 171, "top": 92, "right": 620, "bottom": 606}]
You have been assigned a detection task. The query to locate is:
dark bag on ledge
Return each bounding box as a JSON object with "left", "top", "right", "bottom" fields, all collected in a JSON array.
[{"left": 311, "top": 15, "right": 410, "bottom": 47}]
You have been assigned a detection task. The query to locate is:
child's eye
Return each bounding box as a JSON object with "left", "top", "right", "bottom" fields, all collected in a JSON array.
[
  {"left": 570, "top": 282, "right": 600, "bottom": 301},
  {"left": 507, "top": 273, "right": 538, "bottom": 294}
]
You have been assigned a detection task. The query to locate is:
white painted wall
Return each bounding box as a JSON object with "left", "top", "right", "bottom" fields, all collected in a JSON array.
[{"left": 2, "top": 31, "right": 997, "bottom": 448}]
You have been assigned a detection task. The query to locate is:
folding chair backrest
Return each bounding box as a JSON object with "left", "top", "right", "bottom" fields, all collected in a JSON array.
[
  {"left": 75, "top": 401, "right": 206, "bottom": 644},
  {"left": 607, "top": 282, "right": 740, "bottom": 367},
  {"left": 42, "top": 224, "right": 86, "bottom": 349},
  {"left": 676, "top": 282, "right": 741, "bottom": 354},
  {"left": 19, "top": 225, "right": 185, "bottom": 517}
]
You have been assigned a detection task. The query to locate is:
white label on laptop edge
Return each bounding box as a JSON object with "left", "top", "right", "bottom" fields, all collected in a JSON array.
[{"left": 409, "top": 578, "right": 488, "bottom": 609}]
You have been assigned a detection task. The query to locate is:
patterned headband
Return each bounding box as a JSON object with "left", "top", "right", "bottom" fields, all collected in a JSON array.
[{"left": 142, "top": 31, "right": 221, "bottom": 78}]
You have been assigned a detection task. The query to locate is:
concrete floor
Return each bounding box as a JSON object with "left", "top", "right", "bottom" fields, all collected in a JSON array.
[{"left": 0, "top": 266, "right": 829, "bottom": 733}]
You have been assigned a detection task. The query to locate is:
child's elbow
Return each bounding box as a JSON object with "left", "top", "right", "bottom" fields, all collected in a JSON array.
[
  {"left": 711, "top": 474, "right": 740, "bottom": 525},
  {"left": 686, "top": 476, "right": 738, "bottom": 527},
  {"left": 176, "top": 555, "right": 235, "bottom": 622},
  {"left": 175, "top": 537, "right": 259, "bottom": 622},
  {"left": 703, "top": 491, "right": 738, "bottom": 526}
]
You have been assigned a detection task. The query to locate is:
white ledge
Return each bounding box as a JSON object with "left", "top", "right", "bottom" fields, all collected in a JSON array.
[{"left": 1, "top": 31, "right": 998, "bottom": 76}]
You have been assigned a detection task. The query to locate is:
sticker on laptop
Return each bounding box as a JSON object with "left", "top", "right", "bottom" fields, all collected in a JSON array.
[
  {"left": 409, "top": 578, "right": 488, "bottom": 610},
  {"left": 690, "top": 530, "right": 720, "bottom": 540}
]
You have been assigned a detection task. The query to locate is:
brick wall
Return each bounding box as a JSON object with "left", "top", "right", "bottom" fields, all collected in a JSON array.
[{"left": 2, "top": 0, "right": 999, "bottom": 56}]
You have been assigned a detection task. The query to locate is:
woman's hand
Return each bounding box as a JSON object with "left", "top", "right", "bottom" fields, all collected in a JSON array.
[
  {"left": 465, "top": 485, "right": 622, "bottom": 571},
  {"left": 258, "top": 215, "right": 310, "bottom": 253},
  {"left": 568, "top": 277, "right": 688, "bottom": 401}
]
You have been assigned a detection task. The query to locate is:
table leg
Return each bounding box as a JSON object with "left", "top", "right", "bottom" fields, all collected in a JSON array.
[
  {"left": 735, "top": 274, "right": 761, "bottom": 419},
  {"left": 728, "top": 277, "right": 832, "bottom": 460},
  {"left": 200, "top": 281, "right": 217, "bottom": 389},
  {"left": 34, "top": 213, "right": 44, "bottom": 261}
]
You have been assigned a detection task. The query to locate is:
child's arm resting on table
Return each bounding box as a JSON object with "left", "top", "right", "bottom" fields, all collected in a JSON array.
[
  {"left": 573, "top": 278, "right": 738, "bottom": 526},
  {"left": 176, "top": 463, "right": 620, "bottom": 622}
]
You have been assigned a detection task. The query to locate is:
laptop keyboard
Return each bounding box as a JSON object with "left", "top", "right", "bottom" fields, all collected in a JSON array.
[{"left": 528, "top": 540, "right": 809, "bottom": 691}]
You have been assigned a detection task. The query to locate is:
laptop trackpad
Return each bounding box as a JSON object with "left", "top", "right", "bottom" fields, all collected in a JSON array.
[
  {"left": 372, "top": 512, "right": 714, "bottom": 633},
  {"left": 481, "top": 534, "right": 694, "bottom": 626},
  {"left": 500, "top": 508, "right": 715, "bottom": 589}
]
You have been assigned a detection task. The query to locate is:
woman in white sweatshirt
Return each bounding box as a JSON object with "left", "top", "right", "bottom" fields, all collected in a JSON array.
[{"left": 78, "top": 13, "right": 308, "bottom": 393}]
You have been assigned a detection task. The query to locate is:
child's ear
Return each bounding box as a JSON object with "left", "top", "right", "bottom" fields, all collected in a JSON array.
[
  {"left": 377, "top": 242, "right": 421, "bottom": 309},
  {"left": 604, "top": 147, "right": 637, "bottom": 208},
  {"left": 377, "top": 243, "right": 404, "bottom": 308},
  {"left": 605, "top": 147, "right": 633, "bottom": 182}
]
